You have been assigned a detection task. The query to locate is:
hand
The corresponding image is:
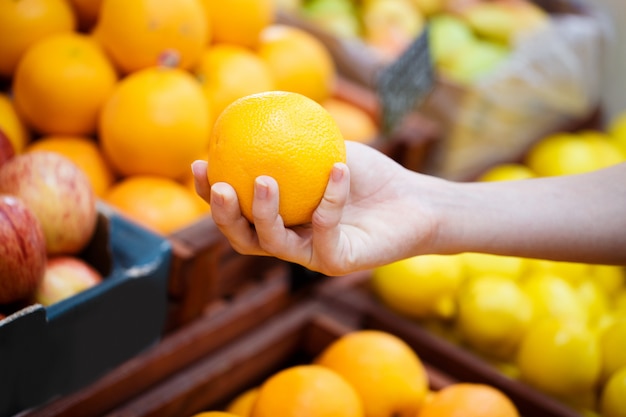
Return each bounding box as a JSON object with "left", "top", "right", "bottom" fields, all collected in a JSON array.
[{"left": 192, "top": 141, "right": 441, "bottom": 276}]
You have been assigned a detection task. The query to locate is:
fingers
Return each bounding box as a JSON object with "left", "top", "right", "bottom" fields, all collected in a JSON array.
[
  {"left": 209, "top": 182, "right": 262, "bottom": 255},
  {"left": 250, "top": 176, "right": 301, "bottom": 254},
  {"left": 191, "top": 160, "right": 210, "bottom": 203},
  {"left": 311, "top": 162, "right": 350, "bottom": 247}
]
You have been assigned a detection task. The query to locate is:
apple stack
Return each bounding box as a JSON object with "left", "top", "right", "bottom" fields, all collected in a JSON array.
[{"left": 0, "top": 135, "right": 103, "bottom": 318}]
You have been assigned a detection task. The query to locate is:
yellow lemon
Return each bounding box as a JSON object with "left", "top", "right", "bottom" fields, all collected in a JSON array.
[
  {"left": 371, "top": 254, "right": 465, "bottom": 320},
  {"left": 520, "top": 272, "right": 588, "bottom": 325},
  {"left": 525, "top": 259, "right": 592, "bottom": 288},
  {"left": 599, "top": 318, "right": 626, "bottom": 382},
  {"left": 576, "top": 280, "right": 610, "bottom": 328},
  {"left": 590, "top": 264, "right": 625, "bottom": 296},
  {"left": 525, "top": 132, "right": 617, "bottom": 176},
  {"left": 516, "top": 318, "right": 601, "bottom": 398},
  {"left": 456, "top": 275, "right": 533, "bottom": 360},
  {"left": 608, "top": 111, "right": 626, "bottom": 157},
  {"left": 461, "top": 252, "right": 527, "bottom": 280},
  {"left": 477, "top": 163, "right": 536, "bottom": 182},
  {"left": 600, "top": 366, "right": 626, "bottom": 417}
]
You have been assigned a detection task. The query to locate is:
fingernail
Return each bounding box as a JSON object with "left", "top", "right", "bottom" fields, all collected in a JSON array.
[
  {"left": 211, "top": 188, "right": 224, "bottom": 206},
  {"left": 331, "top": 164, "right": 344, "bottom": 182},
  {"left": 255, "top": 178, "right": 269, "bottom": 199}
]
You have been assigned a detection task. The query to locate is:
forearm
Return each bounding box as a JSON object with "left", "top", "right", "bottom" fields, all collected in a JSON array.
[{"left": 425, "top": 163, "right": 626, "bottom": 265}]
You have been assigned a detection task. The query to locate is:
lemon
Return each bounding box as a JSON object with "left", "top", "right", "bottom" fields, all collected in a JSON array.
[
  {"left": 600, "top": 366, "right": 626, "bottom": 417},
  {"left": 521, "top": 272, "right": 588, "bottom": 325},
  {"left": 371, "top": 254, "right": 465, "bottom": 320},
  {"left": 589, "top": 264, "right": 625, "bottom": 297},
  {"left": 608, "top": 111, "right": 626, "bottom": 157},
  {"left": 461, "top": 252, "right": 527, "bottom": 280},
  {"left": 599, "top": 318, "right": 626, "bottom": 382},
  {"left": 580, "top": 130, "right": 625, "bottom": 166},
  {"left": 477, "top": 163, "right": 536, "bottom": 182},
  {"left": 525, "top": 132, "right": 615, "bottom": 176},
  {"left": 614, "top": 289, "right": 626, "bottom": 317},
  {"left": 525, "top": 259, "right": 591, "bottom": 287},
  {"left": 577, "top": 280, "right": 610, "bottom": 327},
  {"left": 456, "top": 275, "right": 533, "bottom": 360},
  {"left": 516, "top": 317, "right": 601, "bottom": 398}
]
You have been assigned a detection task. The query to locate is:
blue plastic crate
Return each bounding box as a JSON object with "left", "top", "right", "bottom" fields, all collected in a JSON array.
[{"left": 0, "top": 203, "right": 172, "bottom": 417}]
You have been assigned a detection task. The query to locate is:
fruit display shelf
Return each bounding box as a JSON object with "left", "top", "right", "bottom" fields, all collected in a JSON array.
[
  {"left": 16, "top": 250, "right": 297, "bottom": 417},
  {"left": 164, "top": 214, "right": 325, "bottom": 331},
  {"left": 93, "top": 298, "right": 461, "bottom": 417},
  {"left": 89, "top": 291, "right": 579, "bottom": 417},
  {"left": 0, "top": 202, "right": 172, "bottom": 417},
  {"left": 314, "top": 271, "right": 585, "bottom": 417}
]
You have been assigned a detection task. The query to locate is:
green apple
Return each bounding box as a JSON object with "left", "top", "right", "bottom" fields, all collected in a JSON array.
[
  {"left": 301, "top": 0, "right": 361, "bottom": 38},
  {"left": 428, "top": 14, "right": 476, "bottom": 66},
  {"left": 460, "top": 0, "right": 550, "bottom": 45},
  {"left": 439, "top": 39, "right": 510, "bottom": 85}
]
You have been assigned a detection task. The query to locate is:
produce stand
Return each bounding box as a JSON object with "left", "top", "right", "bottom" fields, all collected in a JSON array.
[
  {"left": 96, "top": 299, "right": 462, "bottom": 417},
  {"left": 0, "top": 203, "right": 172, "bottom": 417},
  {"left": 1, "top": 0, "right": 621, "bottom": 415},
  {"left": 16, "top": 264, "right": 293, "bottom": 417},
  {"left": 315, "top": 272, "right": 584, "bottom": 417}
]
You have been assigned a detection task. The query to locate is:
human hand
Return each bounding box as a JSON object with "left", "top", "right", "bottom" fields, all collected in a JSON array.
[{"left": 192, "top": 141, "right": 441, "bottom": 275}]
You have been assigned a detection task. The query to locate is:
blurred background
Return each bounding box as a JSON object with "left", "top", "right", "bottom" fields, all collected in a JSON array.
[{"left": 588, "top": 0, "right": 625, "bottom": 122}]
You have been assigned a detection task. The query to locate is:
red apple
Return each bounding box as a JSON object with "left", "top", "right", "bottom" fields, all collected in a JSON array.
[
  {"left": 34, "top": 256, "right": 103, "bottom": 306},
  {"left": 0, "top": 195, "right": 47, "bottom": 304},
  {"left": 0, "top": 129, "right": 15, "bottom": 167},
  {"left": 0, "top": 151, "right": 97, "bottom": 255}
]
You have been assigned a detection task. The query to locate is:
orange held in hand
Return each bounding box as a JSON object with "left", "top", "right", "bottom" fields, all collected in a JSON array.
[{"left": 207, "top": 91, "right": 346, "bottom": 227}]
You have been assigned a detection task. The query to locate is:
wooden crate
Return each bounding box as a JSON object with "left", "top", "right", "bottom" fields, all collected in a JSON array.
[
  {"left": 100, "top": 299, "right": 463, "bottom": 417},
  {"left": 314, "top": 272, "right": 585, "bottom": 417},
  {"left": 19, "top": 259, "right": 295, "bottom": 417}
]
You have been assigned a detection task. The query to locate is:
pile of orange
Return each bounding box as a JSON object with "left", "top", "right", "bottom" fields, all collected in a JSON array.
[
  {"left": 190, "top": 329, "right": 520, "bottom": 417},
  {"left": 0, "top": 0, "right": 377, "bottom": 235}
]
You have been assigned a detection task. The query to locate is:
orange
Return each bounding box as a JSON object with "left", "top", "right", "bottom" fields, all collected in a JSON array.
[
  {"left": 202, "top": 0, "right": 274, "bottom": 49},
  {"left": 104, "top": 175, "right": 205, "bottom": 235},
  {"left": 315, "top": 330, "right": 429, "bottom": 417},
  {"left": 250, "top": 364, "right": 363, "bottom": 417},
  {"left": 67, "top": 0, "right": 103, "bottom": 31},
  {"left": 192, "top": 44, "right": 275, "bottom": 125},
  {"left": 192, "top": 413, "right": 240, "bottom": 417},
  {"left": 93, "top": 0, "right": 208, "bottom": 74},
  {"left": 0, "top": 0, "right": 76, "bottom": 78},
  {"left": 225, "top": 388, "right": 258, "bottom": 416},
  {"left": 321, "top": 98, "right": 378, "bottom": 144},
  {"left": 13, "top": 32, "right": 118, "bottom": 136},
  {"left": 26, "top": 135, "right": 115, "bottom": 197},
  {"left": 0, "top": 93, "right": 31, "bottom": 153},
  {"left": 418, "top": 383, "right": 520, "bottom": 417},
  {"left": 99, "top": 66, "right": 211, "bottom": 180},
  {"left": 207, "top": 91, "right": 345, "bottom": 226},
  {"left": 257, "top": 25, "right": 336, "bottom": 103}
]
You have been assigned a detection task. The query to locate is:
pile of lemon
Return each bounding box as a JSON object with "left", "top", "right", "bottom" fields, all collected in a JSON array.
[
  {"left": 371, "top": 118, "right": 626, "bottom": 417},
  {"left": 0, "top": 0, "right": 377, "bottom": 235}
]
